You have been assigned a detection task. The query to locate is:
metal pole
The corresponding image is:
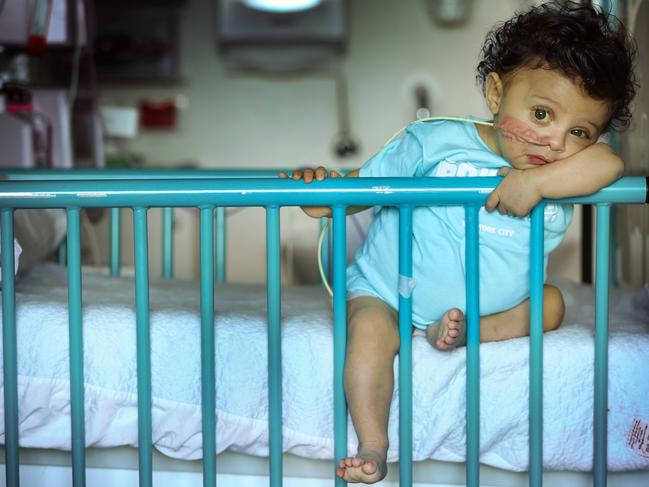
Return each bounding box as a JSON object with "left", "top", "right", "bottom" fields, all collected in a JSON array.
[
  {"left": 200, "top": 206, "right": 216, "bottom": 487},
  {"left": 398, "top": 206, "right": 414, "bottom": 487},
  {"left": 529, "top": 204, "right": 545, "bottom": 487}
]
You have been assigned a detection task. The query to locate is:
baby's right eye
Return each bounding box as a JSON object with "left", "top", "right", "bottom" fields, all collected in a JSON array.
[{"left": 533, "top": 108, "right": 550, "bottom": 122}]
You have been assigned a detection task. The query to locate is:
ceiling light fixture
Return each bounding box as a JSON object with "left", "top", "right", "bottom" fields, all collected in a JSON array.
[{"left": 242, "top": 0, "right": 323, "bottom": 13}]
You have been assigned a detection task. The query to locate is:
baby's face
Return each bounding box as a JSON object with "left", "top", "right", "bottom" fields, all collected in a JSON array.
[{"left": 481, "top": 67, "right": 612, "bottom": 170}]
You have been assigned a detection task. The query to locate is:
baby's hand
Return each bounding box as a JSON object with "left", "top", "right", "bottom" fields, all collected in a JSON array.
[
  {"left": 485, "top": 167, "right": 543, "bottom": 217},
  {"left": 278, "top": 166, "right": 342, "bottom": 219},
  {"left": 278, "top": 166, "right": 342, "bottom": 183}
]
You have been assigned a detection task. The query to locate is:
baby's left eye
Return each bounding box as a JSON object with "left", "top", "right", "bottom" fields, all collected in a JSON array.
[
  {"left": 533, "top": 108, "right": 550, "bottom": 122},
  {"left": 570, "top": 128, "right": 588, "bottom": 138}
]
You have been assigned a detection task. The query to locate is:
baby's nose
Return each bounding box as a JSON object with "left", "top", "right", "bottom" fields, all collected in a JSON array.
[{"left": 547, "top": 132, "right": 566, "bottom": 152}]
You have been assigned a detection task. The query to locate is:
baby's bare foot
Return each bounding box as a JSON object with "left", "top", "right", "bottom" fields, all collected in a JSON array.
[
  {"left": 426, "top": 308, "right": 466, "bottom": 351},
  {"left": 335, "top": 443, "right": 387, "bottom": 484}
]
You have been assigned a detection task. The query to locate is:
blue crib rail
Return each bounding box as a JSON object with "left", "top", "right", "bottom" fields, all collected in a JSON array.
[
  {"left": 0, "top": 175, "right": 647, "bottom": 487},
  {"left": 0, "top": 169, "right": 286, "bottom": 281}
]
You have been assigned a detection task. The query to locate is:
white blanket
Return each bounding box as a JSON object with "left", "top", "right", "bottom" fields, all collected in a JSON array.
[{"left": 1, "top": 263, "right": 648, "bottom": 472}]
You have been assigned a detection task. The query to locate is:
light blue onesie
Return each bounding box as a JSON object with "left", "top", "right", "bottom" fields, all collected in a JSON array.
[{"left": 346, "top": 119, "right": 573, "bottom": 328}]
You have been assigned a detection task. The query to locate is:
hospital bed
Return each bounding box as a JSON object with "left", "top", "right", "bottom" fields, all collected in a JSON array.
[{"left": 0, "top": 168, "right": 648, "bottom": 487}]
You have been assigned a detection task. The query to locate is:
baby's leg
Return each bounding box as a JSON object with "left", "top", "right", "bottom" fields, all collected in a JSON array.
[
  {"left": 426, "top": 284, "right": 565, "bottom": 350},
  {"left": 337, "top": 296, "right": 400, "bottom": 484},
  {"left": 480, "top": 283, "right": 565, "bottom": 343}
]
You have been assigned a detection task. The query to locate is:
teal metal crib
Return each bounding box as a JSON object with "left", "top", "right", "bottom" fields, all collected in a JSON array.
[{"left": 0, "top": 170, "right": 647, "bottom": 487}]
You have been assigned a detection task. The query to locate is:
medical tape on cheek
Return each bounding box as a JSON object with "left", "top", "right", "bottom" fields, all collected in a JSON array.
[
  {"left": 398, "top": 275, "right": 417, "bottom": 298},
  {"left": 494, "top": 116, "right": 551, "bottom": 146}
]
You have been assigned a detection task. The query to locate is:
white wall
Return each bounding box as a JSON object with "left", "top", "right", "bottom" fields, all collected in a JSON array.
[{"left": 98, "top": 0, "right": 582, "bottom": 283}]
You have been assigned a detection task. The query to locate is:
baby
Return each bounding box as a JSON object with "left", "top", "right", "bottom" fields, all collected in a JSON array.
[{"left": 281, "top": 1, "right": 636, "bottom": 483}]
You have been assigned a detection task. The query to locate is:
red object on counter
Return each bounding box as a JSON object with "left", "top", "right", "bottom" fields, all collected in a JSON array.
[
  {"left": 4, "top": 82, "right": 33, "bottom": 112},
  {"left": 27, "top": 35, "right": 47, "bottom": 55},
  {"left": 139, "top": 99, "right": 177, "bottom": 130}
]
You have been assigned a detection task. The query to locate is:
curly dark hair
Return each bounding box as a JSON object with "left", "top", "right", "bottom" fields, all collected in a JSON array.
[{"left": 476, "top": 1, "right": 637, "bottom": 132}]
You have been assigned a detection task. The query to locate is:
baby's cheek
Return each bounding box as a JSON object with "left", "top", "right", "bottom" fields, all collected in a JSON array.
[
  {"left": 495, "top": 116, "right": 551, "bottom": 146},
  {"left": 563, "top": 135, "right": 598, "bottom": 156}
]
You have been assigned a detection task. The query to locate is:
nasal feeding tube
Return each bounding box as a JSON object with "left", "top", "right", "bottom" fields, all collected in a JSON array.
[{"left": 494, "top": 116, "right": 553, "bottom": 146}]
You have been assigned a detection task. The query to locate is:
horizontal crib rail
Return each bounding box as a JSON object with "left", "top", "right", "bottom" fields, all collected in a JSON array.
[
  {"left": 1, "top": 175, "right": 647, "bottom": 487},
  {"left": 0, "top": 176, "right": 646, "bottom": 208}
]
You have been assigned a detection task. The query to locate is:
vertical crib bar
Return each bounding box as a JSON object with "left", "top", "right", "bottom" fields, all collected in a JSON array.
[
  {"left": 529, "top": 204, "right": 545, "bottom": 487},
  {"left": 215, "top": 207, "right": 226, "bottom": 284},
  {"left": 465, "top": 206, "right": 480, "bottom": 487},
  {"left": 133, "top": 207, "right": 153, "bottom": 487},
  {"left": 110, "top": 208, "right": 121, "bottom": 277},
  {"left": 162, "top": 207, "right": 174, "bottom": 279},
  {"left": 200, "top": 207, "right": 217, "bottom": 487},
  {"left": 266, "top": 206, "right": 283, "bottom": 486},
  {"left": 332, "top": 207, "right": 347, "bottom": 487},
  {"left": 594, "top": 204, "right": 611, "bottom": 487},
  {"left": 398, "top": 206, "right": 413, "bottom": 487},
  {"left": 596, "top": 1, "right": 616, "bottom": 478},
  {"left": 67, "top": 208, "right": 86, "bottom": 487},
  {"left": 1, "top": 209, "right": 19, "bottom": 487}
]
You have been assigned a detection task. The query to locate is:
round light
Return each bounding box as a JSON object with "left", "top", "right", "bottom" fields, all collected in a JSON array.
[{"left": 242, "top": 0, "right": 322, "bottom": 13}]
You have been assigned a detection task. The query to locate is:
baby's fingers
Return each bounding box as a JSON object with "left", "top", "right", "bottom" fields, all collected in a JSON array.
[
  {"left": 314, "top": 166, "right": 328, "bottom": 181},
  {"left": 289, "top": 169, "right": 303, "bottom": 180},
  {"left": 302, "top": 168, "right": 316, "bottom": 183},
  {"left": 286, "top": 166, "right": 338, "bottom": 183},
  {"left": 485, "top": 190, "right": 500, "bottom": 212},
  {"left": 302, "top": 166, "right": 330, "bottom": 183}
]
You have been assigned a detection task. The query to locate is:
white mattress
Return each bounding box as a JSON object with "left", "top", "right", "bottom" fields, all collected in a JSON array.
[{"left": 1, "top": 263, "right": 648, "bottom": 472}]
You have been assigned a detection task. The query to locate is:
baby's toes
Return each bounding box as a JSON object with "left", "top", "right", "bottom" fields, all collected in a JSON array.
[{"left": 449, "top": 308, "right": 463, "bottom": 321}]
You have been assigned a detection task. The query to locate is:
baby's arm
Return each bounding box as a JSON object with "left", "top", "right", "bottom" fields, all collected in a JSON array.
[
  {"left": 486, "top": 143, "right": 624, "bottom": 216},
  {"left": 278, "top": 167, "right": 365, "bottom": 218}
]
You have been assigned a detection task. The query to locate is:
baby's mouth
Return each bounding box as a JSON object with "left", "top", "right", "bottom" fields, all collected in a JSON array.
[{"left": 526, "top": 154, "right": 550, "bottom": 165}]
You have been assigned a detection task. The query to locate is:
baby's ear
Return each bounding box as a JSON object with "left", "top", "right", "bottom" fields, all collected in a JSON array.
[
  {"left": 596, "top": 132, "right": 611, "bottom": 144},
  {"left": 484, "top": 72, "right": 504, "bottom": 115}
]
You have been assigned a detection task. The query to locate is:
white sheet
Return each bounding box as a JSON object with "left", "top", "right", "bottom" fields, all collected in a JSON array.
[{"left": 1, "top": 263, "right": 648, "bottom": 472}]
